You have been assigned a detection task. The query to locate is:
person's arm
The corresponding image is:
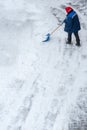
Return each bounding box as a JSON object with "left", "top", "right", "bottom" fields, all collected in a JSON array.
[
  {"left": 63, "top": 18, "right": 67, "bottom": 23},
  {"left": 67, "top": 17, "right": 73, "bottom": 31}
]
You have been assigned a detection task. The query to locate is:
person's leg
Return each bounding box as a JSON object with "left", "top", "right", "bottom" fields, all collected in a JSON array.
[
  {"left": 66, "top": 33, "right": 72, "bottom": 44},
  {"left": 74, "top": 32, "right": 80, "bottom": 46}
]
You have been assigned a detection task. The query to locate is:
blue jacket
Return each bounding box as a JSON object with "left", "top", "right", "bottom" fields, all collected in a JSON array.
[{"left": 64, "top": 10, "right": 81, "bottom": 33}]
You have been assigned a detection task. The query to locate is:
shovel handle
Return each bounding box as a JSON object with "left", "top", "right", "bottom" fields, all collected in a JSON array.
[{"left": 50, "top": 24, "right": 62, "bottom": 35}]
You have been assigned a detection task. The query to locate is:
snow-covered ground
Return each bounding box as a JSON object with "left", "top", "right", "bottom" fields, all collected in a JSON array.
[{"left": 0, "top": 0, "right": 87, "bottom": 130}]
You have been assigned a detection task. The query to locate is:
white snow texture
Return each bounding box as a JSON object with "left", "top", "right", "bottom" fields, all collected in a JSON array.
[{"left": 0, "top": 0, "right": 87, "bottom": 130}]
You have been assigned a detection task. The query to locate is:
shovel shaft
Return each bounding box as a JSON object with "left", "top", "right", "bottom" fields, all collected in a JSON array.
[{"left": 50, "top": 24, "right": 62, "bottom": 35}]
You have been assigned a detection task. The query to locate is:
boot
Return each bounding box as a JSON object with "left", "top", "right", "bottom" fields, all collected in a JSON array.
[
  {"left": 66, "top": 40, "right": 71, "bottom": 44},
  {"left": 66, "top": 33, "right": 72, "bottom": 44},
  {"left": 74, "top": 32, "right": 81, "bottom": 47},
  {"left": 76, "top": 42, "right": 81, "bottom": 47}
]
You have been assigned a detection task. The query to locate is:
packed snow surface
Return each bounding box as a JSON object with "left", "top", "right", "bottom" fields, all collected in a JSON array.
[{"left": 0, "top": 0, "right": 87, "bottom": 130}]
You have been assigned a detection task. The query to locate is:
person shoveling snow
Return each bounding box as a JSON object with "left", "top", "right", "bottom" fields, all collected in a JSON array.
[
  {"left": 63, "top": 6, "right": 81, "bottom": 46},
  {"left": 43, "top": 6, "right": 81, "bottom": 47}
]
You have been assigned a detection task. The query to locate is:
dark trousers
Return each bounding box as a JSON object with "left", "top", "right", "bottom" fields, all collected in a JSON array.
[{"left": 68, "top": 32, "right": 80, "bottom": 44}]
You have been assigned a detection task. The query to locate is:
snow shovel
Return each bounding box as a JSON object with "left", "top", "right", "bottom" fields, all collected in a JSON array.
[{"left": 42, "top": 24, "right": 62, "bottom": 42}]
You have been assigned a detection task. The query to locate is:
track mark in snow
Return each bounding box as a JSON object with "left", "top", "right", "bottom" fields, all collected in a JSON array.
[
  {"left": 10, "top": 79, "right": 25, "bottom": 90},
  {"left": 7, "top": 95, "right": 34, "bottom": 130},
  {"left": 43, "top": 99, "right": 59, "bottom": 130},
  {"left": 43, "top": 96, "right": 67, "bottom": 130},
  {"left": 7, "top": 74, "right": 41, "bottom": 130}
]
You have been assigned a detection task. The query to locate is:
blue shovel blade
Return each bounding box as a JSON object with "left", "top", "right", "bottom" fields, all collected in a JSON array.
[{"left": 42, "top": 33, "right": 50, "bottom": 42}]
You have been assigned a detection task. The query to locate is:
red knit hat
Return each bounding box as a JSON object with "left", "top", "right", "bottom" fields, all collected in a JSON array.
[{"left": 65, "top": 6, "right": 73, "bottom": 13}]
